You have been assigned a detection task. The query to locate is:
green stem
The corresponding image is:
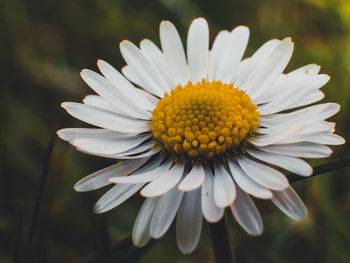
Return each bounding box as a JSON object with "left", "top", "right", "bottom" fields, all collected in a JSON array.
[
  {"left": 209, "top": 216, "right": 235, "bottom": 263},
  {"left": 23, "top": 123, "right": 58, "bottom": 261},
  {"left": 288, "top": 158, "right": 350, "bottom": 183}
]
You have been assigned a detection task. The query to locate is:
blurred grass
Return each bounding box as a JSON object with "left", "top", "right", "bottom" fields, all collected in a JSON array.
[{"left": 0, "top": 0, "right": 349, "bottom": 262}]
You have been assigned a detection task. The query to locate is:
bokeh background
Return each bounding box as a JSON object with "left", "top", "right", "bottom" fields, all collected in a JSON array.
[{"left": 1, "top": 0, "right": 350, "bottom": 262}]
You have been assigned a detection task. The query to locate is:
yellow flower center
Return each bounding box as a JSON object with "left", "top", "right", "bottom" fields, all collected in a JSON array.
[{"left": 149, "top": 80, "right": 260, "bottom": 161}]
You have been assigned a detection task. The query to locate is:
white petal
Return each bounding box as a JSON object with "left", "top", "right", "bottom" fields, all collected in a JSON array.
[
  {"left": 246, "top": 148, "right": 312, "bottom": 176},
  {"left": 258, "top": 104, "right": 339, "bottom": 136},
  {"left": 201, "top": 167, "right": 224, "bottom": 222},
  {"left": 70, "top": 134, "right": 150, "bottom": 155},
  {"left": 77, "top": 147, "right": 159, "bottom": 160},
  {"left": 97, "top": 60, "right": 155, "bottom": 111},
  {"left": 140, "top": 39, "right": 167, "bottom": 70},
  {"left": 132, "top": 197, "right": 158, "bottom": 247},
  {"left": 213, "top": 164, "right": 236, "bottom": 207},
  {"left": 248, "top": 38, "right": 294, "bottom": 99},
  {"left": 110, "top": 148, "right": 160, "bottom": 159},
  {"left": 237, "top": 155, "right": 289, "bottom": 191},
  {"left": 227, "top": 160, "right": 272, "bottom": 199},
  {"left": 93, "top": 183, "right": 143, "bottom": 213},
  {"left": 77, "top": 145, "right": 154, "bottom": 159},
  {"left": 141, "top": 162, "right": 184, "bottom": 197},
  {"left": 307, "top": 133, "right": 345, "bottom": 145},
  {"left": 74, "top": 158, "right": 150, "bottom": 192},
  {"left": 253, "top": 64, "right": 322, "bottom": 104},
  {"left": 178, "top": 165, "right": 205, "bottom": 191},
  {"left": 129, "top": 155, "right": 165, "bottom": 174},
  {"left": 110, "top": 157, "right": 167, "bottom": 184},
  {"left": 267, "top": 122, "right": 335, "bottom": 145},
  {"left": 109, "top": 149, "right": 160, "bottom": 159},
  {"left": 136, "top": 88, "right": 159, "bottom": 105},
  {"left": 120, "top": 40, "right": 165, "bottom": 97},
  {"left": 83, "top": 95, "right": 124, "bottom": 114},
  {"left": 57, "top": 128, "right": 137, "bottom": 142},
  {"left": 235, "top": 39, "right": 280, "bottom": 90},
  {"left": 121, "top": 65, "right": 144, "bottom": 88},
  {"left": 187, "top": 18, "right": 209, "bottom": 83},
  {"left": 81, "top": 69, "right": 149, "bottom": 119},
  {"left": 176, "top": 188, "right": 202, "bottom": 254},
  {"left": 277, "top": 74, "right": 329, "bottom": 110},
  {"left": 252, "top": 125, "right": 304, "bottom": 147},
  {"left": 140, "top": 39, "right": 174, "bottom": 93},
  {"left": 289, "top": 63, "right": 321, "bottom": 75},
  {"left": 150, "top": 187, "right": 183, "bottom": 238},
  {"left": 230, "top": 186, "right": 263, "bottom": 235},
  {"left": 271, "top": 186, "right": 307, "bottom": 221},
  {"left": 257, "top": 142, "right": 332, "bottom": 158},
  {"left": 208, "top": 30, "right": 230, "bottom": 82},
  {"left": 259, "top": 75, "right": 331, "bottom": 115},
  {"left": 292, "top": 90, "right": 325, "bottom": 108},
  {"left": 160, "top": 21, "right": 189, "bottom": 85},
  {"left": 259, "top": 103, "right": 340, "bottom": 130},
  {"left": 116, "top": 141, "right": 153, "bottom": 156},
  {"left": 231, "top": 58, "right": 250, "bottom": 83},
  {"left": 267, "top": 120, "right": 335, "bottom": 144},
  {"left": 216, "top": 26, "right": 249, "bottom": 84},
  {"left": 61, "top": 102, "right": 148, "bottom": 133}
]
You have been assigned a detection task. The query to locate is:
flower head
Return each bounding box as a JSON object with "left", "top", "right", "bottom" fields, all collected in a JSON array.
[{"left": 58, "top": 18, "right": 345, "bottom": 254}]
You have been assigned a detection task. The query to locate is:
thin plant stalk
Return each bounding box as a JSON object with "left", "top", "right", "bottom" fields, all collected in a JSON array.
[
  {"left": 23, "top": 124, "right": 58, "bottom": 261},
  {"left": 288, "top": 158, "right": 350, "bottom": 183},
  {"left": 209, "top": 215, "right": 235, "bottom": 263}
]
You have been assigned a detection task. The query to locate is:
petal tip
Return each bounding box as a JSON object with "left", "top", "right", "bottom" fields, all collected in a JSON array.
[
  {"left": 304, "top": 169, "right": 313, "bottom": 177},
  {"left": 246, "top": 225, "right": 264, "bottom": 236},
  {"left": 82, "top": 95, "right": 91, "bottom": 104},
  {"left": 192, "top": 17, "right": 208, "bottom": 26},
  {"left": 56, "top": 129, "right": 67, "bottom": 140},
  {"left": 61, "top": 102, "right": 70, "bottom": 109},
  {"left": 294, "top": 209, "right": 308, "bottom": 221},
  {"left": 108, "top": 177, "right": 119, "bottom": 184},
  {"left": 92, "top": 204, "right": 103, "bottom": 214},
  {"left": 283, "top": 37, "right": 293, "bottom": 43},
  {"left": 160, "top": 20, "right": 177, "bottom": 32},
  {"left": 194, "top": 16, "right": 206, "bottom": 21},
  {"left": 140, "top": 189, "right": 153, "bottom": 198},
  {"left": 80, "top": 68, "right": 89, "bottom": 77},
  {"left": 205, "top": 215, "right": 224, "bottom": 223},
  {"left": 139, "top": 38, "right": 150, "bottom": 46},
  {"left": 334, "top": 103, "right": 341, "bottom": 112},
  {"left": 233, "top": 25, "right": 250, "bottom": 33},
  {"left": 119, "top": 39, "right": 132, "bottom": 49},
  {"left": 96, "top": 59, "right": 105, "bottom": 67},
  {"left": 160, "top": 20, "right": 171, "bottom": 25},
  {"left": 73, "top": 182, "right": 85, "bottom": 192}
]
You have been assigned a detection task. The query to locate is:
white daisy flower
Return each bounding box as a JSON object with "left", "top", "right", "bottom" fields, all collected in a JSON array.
[{"left": 58, "top": 17, "right": 345, "bottom": 254}]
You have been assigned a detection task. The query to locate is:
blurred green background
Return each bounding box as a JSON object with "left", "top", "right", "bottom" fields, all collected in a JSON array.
[{"left": 1, "top": 0, "right": 349, "bottom": 262}]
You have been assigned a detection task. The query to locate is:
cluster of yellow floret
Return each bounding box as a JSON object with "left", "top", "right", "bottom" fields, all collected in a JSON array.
[{"left": 149, "top": 79, "right": 260, "bottom": 161}]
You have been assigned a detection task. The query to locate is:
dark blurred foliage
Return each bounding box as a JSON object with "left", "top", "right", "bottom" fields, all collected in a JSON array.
[{"left": 0, "top": 0, "right": 349, "bottom": 262}]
